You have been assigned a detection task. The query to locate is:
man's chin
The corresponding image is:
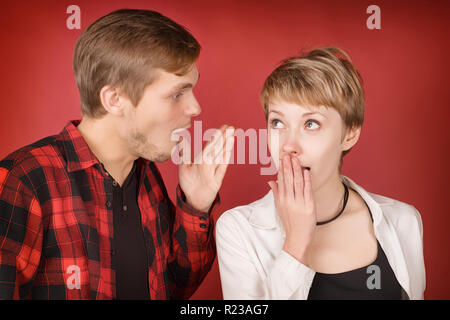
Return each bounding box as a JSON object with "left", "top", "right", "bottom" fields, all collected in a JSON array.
[
  {"left": 142, "top": 152, "right": 171, "bottom": 163},
  {"left": 136, "top": 140, "right": 176, "bottom": 163}
]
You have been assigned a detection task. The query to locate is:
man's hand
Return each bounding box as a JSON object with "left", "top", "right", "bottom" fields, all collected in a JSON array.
[
  {"left": 178, "top": 124, "right": 235, "bottom": 212},
  {"left": 268, "top": 154, "right": 317, "bottom": 265}
]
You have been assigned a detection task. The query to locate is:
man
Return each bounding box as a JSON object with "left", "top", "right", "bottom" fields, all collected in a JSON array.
[{"left": 0, "top": 9, "right": 234, "bottom": 299}]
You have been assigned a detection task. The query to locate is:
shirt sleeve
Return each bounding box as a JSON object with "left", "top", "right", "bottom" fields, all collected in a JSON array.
[
  {"left": 165, "top": 184, "right": 219, "bottom": 299},
  {"left": 412, "top": 206, "right": 426, "bottom": 300},
  {"left": 216, "top": 211, "right": 315, "bottom": 300},
  {"left": 174, "top": 184, "right": 220, "bottom": 237},
  {"left": 0, "top": 167, "right": 43, "bottom": 299}
]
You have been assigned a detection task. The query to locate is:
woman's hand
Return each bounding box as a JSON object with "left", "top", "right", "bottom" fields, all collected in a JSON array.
[{"left": 268, "top": 154, "right": 317, "bottom": 266}]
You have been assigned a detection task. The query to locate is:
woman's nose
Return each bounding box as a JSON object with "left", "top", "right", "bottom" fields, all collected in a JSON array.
[{"left": 281, "top": 134, "right": 301, "bottom": 156}]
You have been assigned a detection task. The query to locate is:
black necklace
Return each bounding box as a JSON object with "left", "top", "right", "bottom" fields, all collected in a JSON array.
[{"left": 316, "top": 182, "right": 349, "bottom": 226}]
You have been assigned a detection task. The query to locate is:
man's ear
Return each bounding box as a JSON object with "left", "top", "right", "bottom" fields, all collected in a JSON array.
[
  {"left": 99, "top": 85, "right": 124, "bottom": 116},
  {"left": 342, "top": 125, "right": 361, "bottom": 153}
]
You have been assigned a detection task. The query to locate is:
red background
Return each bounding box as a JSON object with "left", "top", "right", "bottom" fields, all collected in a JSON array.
[{"left": 0, "top": 0, "right": 448, "bottom": 299}]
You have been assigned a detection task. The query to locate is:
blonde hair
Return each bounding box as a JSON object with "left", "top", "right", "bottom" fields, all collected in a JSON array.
[{"left": 260, "top": 47, "right": 365, "bottom": 156}]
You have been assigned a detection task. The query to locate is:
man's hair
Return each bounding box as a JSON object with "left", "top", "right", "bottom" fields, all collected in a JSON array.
[
  {"left": 260, "top": 47, "right": 365, "bottom": 157},
  {"left": 73, "top": 9, "right": 201, "bottom": 118}
]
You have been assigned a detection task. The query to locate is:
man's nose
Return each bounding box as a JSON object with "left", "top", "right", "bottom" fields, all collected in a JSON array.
[{"left": 185, "top": 96, "right": 201, "bottom": 117}]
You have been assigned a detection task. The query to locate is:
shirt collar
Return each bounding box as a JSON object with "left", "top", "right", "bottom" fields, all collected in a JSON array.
[
  {"left": 59, "top": 120, "right": 152, "bottom": 174},
  {"left": 58, "top": 120, "right": 101, "bottom": 172}
]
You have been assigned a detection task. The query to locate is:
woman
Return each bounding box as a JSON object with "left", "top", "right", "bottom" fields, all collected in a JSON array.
[{"left": 215, "top": 47, "right": 425, "bottom": 300}]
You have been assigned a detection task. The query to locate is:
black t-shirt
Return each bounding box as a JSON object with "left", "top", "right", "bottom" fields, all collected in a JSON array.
[
  {"left": 110, "top": 162, "right": 150, "bottom": 300},
  {"left": 308, "top": 207, "right": 402, "bottom": 300}
]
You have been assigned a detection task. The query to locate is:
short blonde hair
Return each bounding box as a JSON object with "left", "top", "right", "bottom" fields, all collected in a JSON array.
[{"left": 260, "top": 47, "right": 365, "bottom": 156}]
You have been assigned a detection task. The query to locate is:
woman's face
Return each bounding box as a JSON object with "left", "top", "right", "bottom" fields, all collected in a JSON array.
[{"left": 267, "top": 100, "right": 360, "bottom": 191}]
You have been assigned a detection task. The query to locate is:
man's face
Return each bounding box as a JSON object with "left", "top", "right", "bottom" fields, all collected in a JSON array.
[
  {"left": 267, "top": 100, "right": 355, "bottom": 191},
  {"left": 119, "top": 64, "right": 201, "bottom": 162}
]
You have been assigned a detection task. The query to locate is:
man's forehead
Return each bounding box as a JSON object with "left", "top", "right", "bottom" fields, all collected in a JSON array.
[{"left": 153, "top": 65, "right": 199, "bottom": 86}]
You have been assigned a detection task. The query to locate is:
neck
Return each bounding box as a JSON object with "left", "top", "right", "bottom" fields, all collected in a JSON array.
[
  {"left": 77, "top": 116, "right": 137, "bottom": 186},
  {"left": 313, "top": 172, "right": 346, "bottom": 224}
]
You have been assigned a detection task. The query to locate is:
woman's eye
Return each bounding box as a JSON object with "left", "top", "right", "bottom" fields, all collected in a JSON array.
[
  {"left": 270, "top": 119, "right": 283, "bottom": 129},
  {"left": 305, "top": 120, "right": 320, "bottom": 130}
]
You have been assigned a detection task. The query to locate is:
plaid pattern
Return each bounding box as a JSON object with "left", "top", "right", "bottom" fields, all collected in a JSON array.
[{"left": 0, "top": 120, "right": 217, "bottom": 299}]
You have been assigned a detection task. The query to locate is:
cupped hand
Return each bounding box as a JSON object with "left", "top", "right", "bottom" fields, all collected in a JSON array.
[{"left": 178, "top": 124, "right": 235, "bottom": 212}]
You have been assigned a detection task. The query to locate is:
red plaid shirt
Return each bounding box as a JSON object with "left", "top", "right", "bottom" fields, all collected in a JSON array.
[{"left": 0, "top": 120, "right": 217, "bottom": 299}]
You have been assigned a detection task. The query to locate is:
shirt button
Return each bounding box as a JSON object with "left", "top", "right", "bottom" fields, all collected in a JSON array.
[
  {"left": 199, "top": 223, "right": 207, "bottom": 229},
  {"left": 123, "top": 205, "right": 128, "bottom": 211},
  {"left": 199, "top": 216, "right": 207, "bottom": 221},
  {"left": 111, "top": 249, "right": 116, "bottom": 256},
  {"left": 106, "top": 201, "right": 112, "bottom": 208},
  {"left": 112, "top": 181, "right": 118, "bottom": 187}
]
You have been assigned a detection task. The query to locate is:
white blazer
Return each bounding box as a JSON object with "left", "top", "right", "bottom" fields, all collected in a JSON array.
[{"left": 216, "top": 176, "right": 426, "bottom": 300}]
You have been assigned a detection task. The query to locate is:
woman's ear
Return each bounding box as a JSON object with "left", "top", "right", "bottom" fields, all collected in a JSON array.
[
  {"left": 342, "top": 125, "right": 361, "bottom": 153},
  {"left": 99, "top": 85, "right": 124, "bottom": 116}
]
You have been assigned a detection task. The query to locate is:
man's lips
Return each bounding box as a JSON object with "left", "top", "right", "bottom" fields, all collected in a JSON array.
[
  {"left": 173, "top": 124, "right": 191, "bottom": 132},
  {"left": 171, "top": 125, "right": 191, "bottom": 143}
]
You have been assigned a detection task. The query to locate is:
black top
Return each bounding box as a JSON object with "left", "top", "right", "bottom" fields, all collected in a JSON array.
[
  {"left": 307, "top": 205, "right": 403, "bottom": 300},
  {"left": 111, "top": 161, "right": 150, "bottom": 300}
]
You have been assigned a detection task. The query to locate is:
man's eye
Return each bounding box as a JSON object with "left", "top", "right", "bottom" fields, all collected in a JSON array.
[
  {"left": 305, "top": 120, "right": 320, "bottom": 130},
  {"left": 172, "top": 92, "right": 183, "bottom": 99},
  {"left": 270, "top": 119, "right": 283, "bottom": 129}
]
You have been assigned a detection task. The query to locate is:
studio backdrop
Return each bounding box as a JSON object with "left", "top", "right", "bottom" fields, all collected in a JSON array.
[{"left": 0, "top": 0, "right": 448, "bottom": 299}]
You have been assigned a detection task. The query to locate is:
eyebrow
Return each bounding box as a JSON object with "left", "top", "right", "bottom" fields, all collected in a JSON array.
[
  {"left": 172, "top": 82, "right": 193, "bottom": 92},
  {"left": 170, "top": 72, "right": 200, "bottom": 92},
  {"left": 268, "top": 109, "right": 327, "bottom": 118}
]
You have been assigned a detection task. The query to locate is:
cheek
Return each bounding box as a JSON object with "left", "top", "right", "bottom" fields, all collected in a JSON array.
[
  {"left": 307, "top": 133, "right": 343, "bottom": 176},
  {"left": 267, "top": 129, "right": 280, "bottom": 155},
  {"left": 124, "top": 108, "right": 158, "bottom": 148},
  {"left": 308, "top": 135, "right": 339, "bottom": 157},
  {"left": 134, "top": 105, "right": 171, "bottom": 136}
]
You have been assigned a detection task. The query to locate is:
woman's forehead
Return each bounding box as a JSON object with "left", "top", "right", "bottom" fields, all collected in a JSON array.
[{"left": 268, "top": 101, "right": 335, "bottom": 118}]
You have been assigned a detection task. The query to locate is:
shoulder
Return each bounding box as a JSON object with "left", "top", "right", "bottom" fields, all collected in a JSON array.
[
  {"left": 0, "top": 135, "right": 61, "bottom": 189},
  {"left": 343, "top": 176, "right": 422, "bottom": 227},
  {"left": 369, "top": 191, "right": 423, "bottom": 231},
  {"left": 343, "top": 176, "right": 423, "bottom": 234}
]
